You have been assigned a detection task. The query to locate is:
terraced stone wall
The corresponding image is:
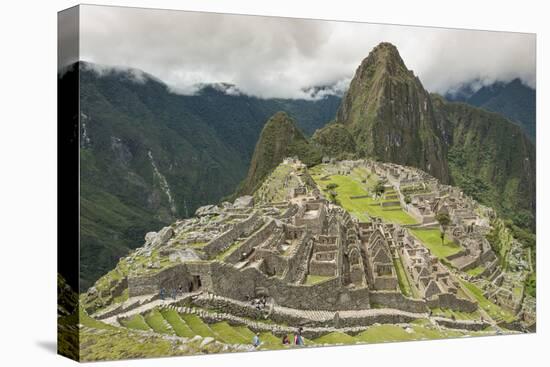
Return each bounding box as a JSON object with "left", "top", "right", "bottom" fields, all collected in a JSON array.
[
  {"left": 369, "top": 291, "right": 427, "bottom": 313},
  {"left": 203, "top": 213, "right": 263, "bottom": 257},
  {"left": 426, "top": 292, "right": 478, "bottom": 313},
  {"left": 225, "top": 219, "right": 277, "bottom": 264}
]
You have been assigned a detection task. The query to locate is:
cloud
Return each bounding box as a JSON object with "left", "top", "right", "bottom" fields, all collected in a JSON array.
[{"left": 78, "top": 5, "right": 536, "bottom": 98}]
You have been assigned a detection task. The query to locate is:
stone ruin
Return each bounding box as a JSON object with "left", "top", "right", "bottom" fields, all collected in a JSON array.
[{"left": 86, "top": 158, "right": 534, "bottom": 337}]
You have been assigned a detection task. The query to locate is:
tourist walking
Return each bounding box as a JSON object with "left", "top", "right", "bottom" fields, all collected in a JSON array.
[
  {"left": 252, "top": 333, "right": 261, "bottom": 348},
  {"left": 160, "top": 287, "right": 166, "bottom": 300},
  {"left": 294, "top": 327, "right": 304, "bottom": 346}
]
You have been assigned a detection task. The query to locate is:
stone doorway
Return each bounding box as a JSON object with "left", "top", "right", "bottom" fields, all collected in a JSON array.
[{"left": 188, "top": 275, "right": 202, "bottom": 292}]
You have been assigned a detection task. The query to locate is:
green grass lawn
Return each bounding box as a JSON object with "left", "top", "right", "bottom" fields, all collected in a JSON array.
[
  {"left": 393, "top": 256, "right": 412, "bottom": 297},
  {"left": 161, "top": 309, "right": 195, "bottom": 337},
  {"left": 430, "top": 307, "right": 482, "bottom": 321},
  {"left": 144, "top": 309, "right": 174, "bottom": 335},
  {"left": 409, "top": 228, "right": 462, "bottom": 259},
  {"left": 459, "top": 280, "right": 516, "bottom": 323},
  {"left": 120, "top": 314, "right": 151, "bottom": 331},
  {"left": 314, "top": 324, "right": 466, "bottom": 345},
  {"left": 466, "top": 266, "right": 485, "bottom": 277},
  {"left": 305, "top": 275, "right": 332, "bottom": 285},
  {"left": 258, "top": 332, "right": 282, "bottom": 344},
  {"left": 312, "top": 173, "right": 417, "bottom": 224},
  {"left": 234, "top": 326, "right": 256, "bottom": 340},
  {"left": 180, "top": 314, "right": 217, "bottom": 338},
  {"left": 210, "top": 322, "right": 251, "bottom": 344},
  {"left": 314, "top": 332, "right": 357, "bottom": 344}
]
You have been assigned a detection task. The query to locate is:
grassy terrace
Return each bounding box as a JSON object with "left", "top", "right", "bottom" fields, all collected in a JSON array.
[
  {"left": 430, "top": 307, "right": 482, "bottom": 321},
  {"left": 393, "top": 256, "right": 413, "bottom": 297},
  {"left": 305, "top": 275, "right": 332, "bottom": 285},
  {"left": 313, "top": 323, "right": 487, "bottom": 345},
  {"left": 145, "top": 309, "right": 174, "bottom": 335},
  {"left": 161, "top": 309, "right": 195, "bottom": 337},
  {"left": 466, "top": 266, "right": 485, "bottom": 277},
  {"left": 180, "top": 314, "right": 217, "bottom": 338},
  {"left": 120, "top": 314, "right": 151, "bottom": 331},
  {"left": 310, "top": 166, "right": 417, "bottom": 225},
  {"left": 71, "top": 303, "right": 501, "bottom": 361},
  {"left": 409, "top": 228, "right": 462, "bottom": 259},
  {"left": 459, "top": 280, "right": 516, "bottom": 323}
]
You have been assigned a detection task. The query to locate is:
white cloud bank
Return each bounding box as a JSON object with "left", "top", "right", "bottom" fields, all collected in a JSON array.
[{"left": 76, "top": 5, "right": 536, "bottom": 99}]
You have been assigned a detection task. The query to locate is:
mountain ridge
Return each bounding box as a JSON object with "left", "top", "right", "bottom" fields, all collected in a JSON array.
[
  {"left": 73, "top": 62, "right": 339, "bottom": 290},
  {"left": 445, "top": 78, "right": 535, "bottom": 141}
]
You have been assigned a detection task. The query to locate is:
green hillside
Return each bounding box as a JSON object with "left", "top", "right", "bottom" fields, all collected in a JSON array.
[{"left": 72, "top": 63, "right": 339, "bottom": 291}]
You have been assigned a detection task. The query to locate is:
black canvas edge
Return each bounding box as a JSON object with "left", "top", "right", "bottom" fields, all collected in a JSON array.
[{"left": 57, "top": 4, "right": 81, "bottom": 362}]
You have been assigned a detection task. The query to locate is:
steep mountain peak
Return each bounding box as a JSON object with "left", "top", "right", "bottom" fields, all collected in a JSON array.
[
  {"left": 238, "top": 111, "right": 321, "bottom": 195},
  {"left": 359, "top": 42, "right": 409, "bottom": 77},
  {"left": 335, "top": 42, "right": 450, "bottom": 183}
]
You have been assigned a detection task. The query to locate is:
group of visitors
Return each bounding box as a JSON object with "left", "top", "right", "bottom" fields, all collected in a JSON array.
[
  {"left": 252, "top": 327, "right": 305, "bottom": 348},
  {"left": 159, "top": 285, "right": 186, "bottom": 301}
]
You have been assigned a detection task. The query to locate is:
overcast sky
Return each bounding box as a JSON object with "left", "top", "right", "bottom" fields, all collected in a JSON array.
[{"left": 73, "top": 5, "right": 536, "bottom": 99}]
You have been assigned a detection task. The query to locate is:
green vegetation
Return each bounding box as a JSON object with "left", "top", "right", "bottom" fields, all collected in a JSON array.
[
  {"left": 355, "top": 325, "right": 415, "bottom": 342},
  {"left": 311, "top": 123, "right": 357, "bottom": 159},
  {"left": 315, "top": 332, "right": 357, "bottom": 344},
  {"left": 459, "top": 280, "right": 516, "bottom": 323},
  {"left": 210, "top": 322, "right": 251, "bottom": 344},
  {"left": 334, "top": 43, "right": 450, "bottom": 182},
  {"left": 180, "top": 314, "right": 217, "bottom": 338},
  {"left": 435, "top": 213, "right": 451, "bottom": 245},
  {"left": 442, "top": 100, "right": 535, "bottom": 231},
  {"left": 305, "top": 275, "right": 332, "bottom": 285},
  {"left": 313, "top": 324, "right": 476, "bottom": 345},
  {"left": 466, "top": 266, "right": 485, "bottom": 277},
  {"left": 393, "top": 256, "right": 413, "bottom": 297},
  {"left": 374, "top": 180, "right": 386, "bottom": 197},
  {"left": 160, "top": 309, "right": 195, "bottom": 337},
  {"left": 410, "top": 228, "right": 462, "bottom": 259},
  {"left": 447, "top": 78, "right": 535, "bottom": 143},
  {"left": 258, "top": 332, "right": 285, "bottom": 349},
  {"left": 430, "top": 307, "right": 482, "bottom": 321},
  {"left": 238, "top": 111, "right": 322, "bottom": 195},
  {"left": 525, "top": 273, "right": 536, "bottom": 298},
  {"left": 75, "top": 307, "right": 226, "bottom": 361},
  {"left": 120, "top": 314, "right": 151, "bottom": 331},
  {"left": 144, "top": 309, "right": 174, "bottom": 335},
  {"left": 75, "top": 65, "right": 339, "bottom": 290},
  {"left": 311, "top": 170, "right": 417, "bottom": 224}
]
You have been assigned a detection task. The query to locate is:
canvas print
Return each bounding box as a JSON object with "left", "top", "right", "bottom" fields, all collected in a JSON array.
[{"left": 57, "top": 5, "right": 536, "bottom": 362}]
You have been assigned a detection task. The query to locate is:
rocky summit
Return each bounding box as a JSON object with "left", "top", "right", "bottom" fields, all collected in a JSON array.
[{"left": 333, "top": 42, "right": 451, "bottom": 182}]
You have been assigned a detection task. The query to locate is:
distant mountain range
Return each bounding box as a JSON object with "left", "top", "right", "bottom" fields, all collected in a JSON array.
[{"left": 445, "top": 78, "right": 535, "bottom": 141}]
